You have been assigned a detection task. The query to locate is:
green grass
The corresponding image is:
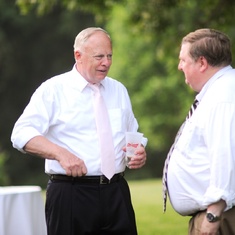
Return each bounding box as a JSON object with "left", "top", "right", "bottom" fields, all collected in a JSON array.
[{"left": 129, "top": 179, "right": 189, "bottom": 235}]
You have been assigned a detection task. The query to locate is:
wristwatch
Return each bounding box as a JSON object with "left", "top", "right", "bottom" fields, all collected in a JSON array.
[{"left": 206, "top": 212, "right": 221, "bottom": 222}]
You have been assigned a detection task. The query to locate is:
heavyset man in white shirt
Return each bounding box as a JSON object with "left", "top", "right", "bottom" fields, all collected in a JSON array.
[
  {"left": 166, "top": 29, "right": 235, "bottom": 234},
  {"left": 11, "top": 27, "right": 147, "bottom": 235}
]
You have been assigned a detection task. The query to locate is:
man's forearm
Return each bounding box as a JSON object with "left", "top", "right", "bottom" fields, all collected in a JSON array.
[{"left": 23, "top": 135, "right": 63, "bottom": 160}]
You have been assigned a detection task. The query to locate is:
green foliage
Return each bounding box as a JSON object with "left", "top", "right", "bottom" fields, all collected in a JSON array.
[
  {"left": 0, "top": 150, "right": 10, "bottom": 185},
  {"left": 1, "top": 0, "right": 235, "bottom": 185},
  {"left": 103, "top": 0, "right": 235, "bottom": 177},
  {"left": 0, "top": 0, "right": 95, "bottom": 186},
  {"left": 16, "top": 0, "right": 121, "bottom": 19},
  {"left": 106, "top": 2, "right": 192, "bottom": 153}
]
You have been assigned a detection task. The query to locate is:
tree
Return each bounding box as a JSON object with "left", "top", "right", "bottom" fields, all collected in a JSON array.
[
  {"left": 0, "top": 0, "right": 95, "bottom": 186},
  {"left": 15, "top": 0, "right": 235, "bottom": 152},
  {"left": 1, "top": 0, "right": 235, "bottom": 185},
  {"left": 103, "top": 0, "right": 235, "bottom": 177}
]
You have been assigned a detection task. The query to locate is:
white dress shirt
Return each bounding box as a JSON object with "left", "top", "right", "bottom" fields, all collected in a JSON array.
[
  {"left": 167, "top": 66, "right": 235, "bottom": 216},
  {"left": 11, "top": 66, "right": 147, "bottom": 176}
]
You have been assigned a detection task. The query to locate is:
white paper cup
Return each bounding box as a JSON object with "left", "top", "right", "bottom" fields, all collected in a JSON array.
[{"left": 125, "top": 132, "right": 143, "bottom": 165}]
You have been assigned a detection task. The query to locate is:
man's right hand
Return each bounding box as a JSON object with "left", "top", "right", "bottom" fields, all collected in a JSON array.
[{"left": 55, "top": 151, "right": 87, "bottom": 177}]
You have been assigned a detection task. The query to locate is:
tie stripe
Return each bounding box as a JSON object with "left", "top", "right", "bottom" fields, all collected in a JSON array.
[{"left": 186, "top": 99, "right": 199, "bottom": 120}]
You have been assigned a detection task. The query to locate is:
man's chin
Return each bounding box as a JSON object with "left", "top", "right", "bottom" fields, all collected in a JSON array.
[{"left": 97, "top": 74, "right": 107, "bottom": 81}]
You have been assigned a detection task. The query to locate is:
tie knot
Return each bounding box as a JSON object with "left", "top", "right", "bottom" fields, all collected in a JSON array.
[
  {"left": 193, "top": 99, "right": 199, "bottom": 108},
  {"left": 88, "top": 83, "right": 101, "bottom": 93},
  {"left": 186, "top": 99, "right": 199, "bottom": 120}
]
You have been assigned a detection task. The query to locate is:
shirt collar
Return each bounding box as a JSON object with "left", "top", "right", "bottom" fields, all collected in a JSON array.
[
  {"left": 71, "top": 65, "right": 95, "bottom": 92},
  {"left": 71, "top": 65, "right": 108, "bottom": 92},
  {"left": 196, "top": 65, "right": 232, "bottom": 102}
]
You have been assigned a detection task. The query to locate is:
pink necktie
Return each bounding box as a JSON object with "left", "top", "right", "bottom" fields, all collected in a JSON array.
[{"left": 89, "top": 83, "right": 115, "bottom": 180}]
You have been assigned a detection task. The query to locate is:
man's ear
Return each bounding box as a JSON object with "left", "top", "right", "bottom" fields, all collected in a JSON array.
[
  {"left": 198, "top": 56, "right": 208, "bottom": 72},
  {"left": 74, "top": 51, "right": 82, "bottom": 62}
]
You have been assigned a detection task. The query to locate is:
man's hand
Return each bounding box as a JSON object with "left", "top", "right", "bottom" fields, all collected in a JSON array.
[
  {"left": 55, "top": 150, "right": 87, "bottom": 177},
  {"left": 200, "top": 200, "right": 226, "bottom": 234},
  {"left": 123, "top": 145, "right": 147, "bottom": 169},
  {"left": 200, "top": 218, "right": 220, "bottom": 235}
]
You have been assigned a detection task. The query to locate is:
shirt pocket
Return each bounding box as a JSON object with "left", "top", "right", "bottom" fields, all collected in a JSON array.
[
  {"left": 108, "top": 108, "right": 129, "bottom": 133},
  {"left": 176, "top": 121, "right": 205, "bottom": 160}
]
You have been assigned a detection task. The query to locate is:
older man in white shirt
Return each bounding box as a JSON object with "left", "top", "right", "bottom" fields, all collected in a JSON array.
[{"left": 11, "top": 27, "right": 147, "bottom": 235}]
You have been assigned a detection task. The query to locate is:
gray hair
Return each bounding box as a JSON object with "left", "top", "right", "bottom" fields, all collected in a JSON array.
[{"left": 73, "top": 27, "right": 111, "bottom": 51}]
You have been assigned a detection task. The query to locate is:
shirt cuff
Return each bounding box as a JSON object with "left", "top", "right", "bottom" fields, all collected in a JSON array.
[
  {"left": 203, "top": 185, "right": 235, "bottom": 211},
  {"left": 12, "top": 127, "right": 42, "bottom": 153},
  {"left": 141, "top": 137, "right": 148, "bottom": 147}
]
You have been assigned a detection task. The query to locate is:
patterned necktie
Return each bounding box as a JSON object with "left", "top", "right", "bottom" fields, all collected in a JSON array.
[
  {"left": 89, "top": 83, "right": 115, "bottom": 180},
  {"left": 162, "top": 99, "right": 199, "bottom": 212},
  {"left": 186, "top": 99, "right": 199, "bottom": 120}
]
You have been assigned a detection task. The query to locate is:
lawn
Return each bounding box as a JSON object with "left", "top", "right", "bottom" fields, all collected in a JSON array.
[{"left": 129, "top": 179, "right": 189, "bottom": 235}]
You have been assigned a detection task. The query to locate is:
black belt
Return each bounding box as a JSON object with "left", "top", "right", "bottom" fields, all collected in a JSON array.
[{"left": 49, "top": 172, "right": 124, "bottom": 185}]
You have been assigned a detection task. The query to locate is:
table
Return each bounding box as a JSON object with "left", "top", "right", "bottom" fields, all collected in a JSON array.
[{"left": 0, "top": 186, "right": 47, "bottom": 235}]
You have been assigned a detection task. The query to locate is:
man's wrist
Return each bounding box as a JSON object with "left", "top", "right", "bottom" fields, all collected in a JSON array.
[{"left": 206, "top": 212, "right": 221, "bottom": 222}]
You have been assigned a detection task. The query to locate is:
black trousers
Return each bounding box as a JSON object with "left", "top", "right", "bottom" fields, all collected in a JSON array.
[{"left": 45, "top": 177, "right": 138, "bottom": 235}]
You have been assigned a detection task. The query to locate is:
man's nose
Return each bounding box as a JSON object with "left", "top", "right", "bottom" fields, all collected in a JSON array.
[
  {"left": 102, "top": 56, "right": 112, "bottom": 66},
  {"left": 178, "top": 62, "right": 182, "bottom": 71}
]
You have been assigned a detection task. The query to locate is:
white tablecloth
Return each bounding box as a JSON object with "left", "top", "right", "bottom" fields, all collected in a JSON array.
[{"left": 0, "top": 186, "right": 47, "bottom": 235}]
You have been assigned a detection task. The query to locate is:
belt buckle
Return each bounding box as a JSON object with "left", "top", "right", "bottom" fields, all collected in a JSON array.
[{"left": 99, "top": 175, "right": 110, "bottom": 184}]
